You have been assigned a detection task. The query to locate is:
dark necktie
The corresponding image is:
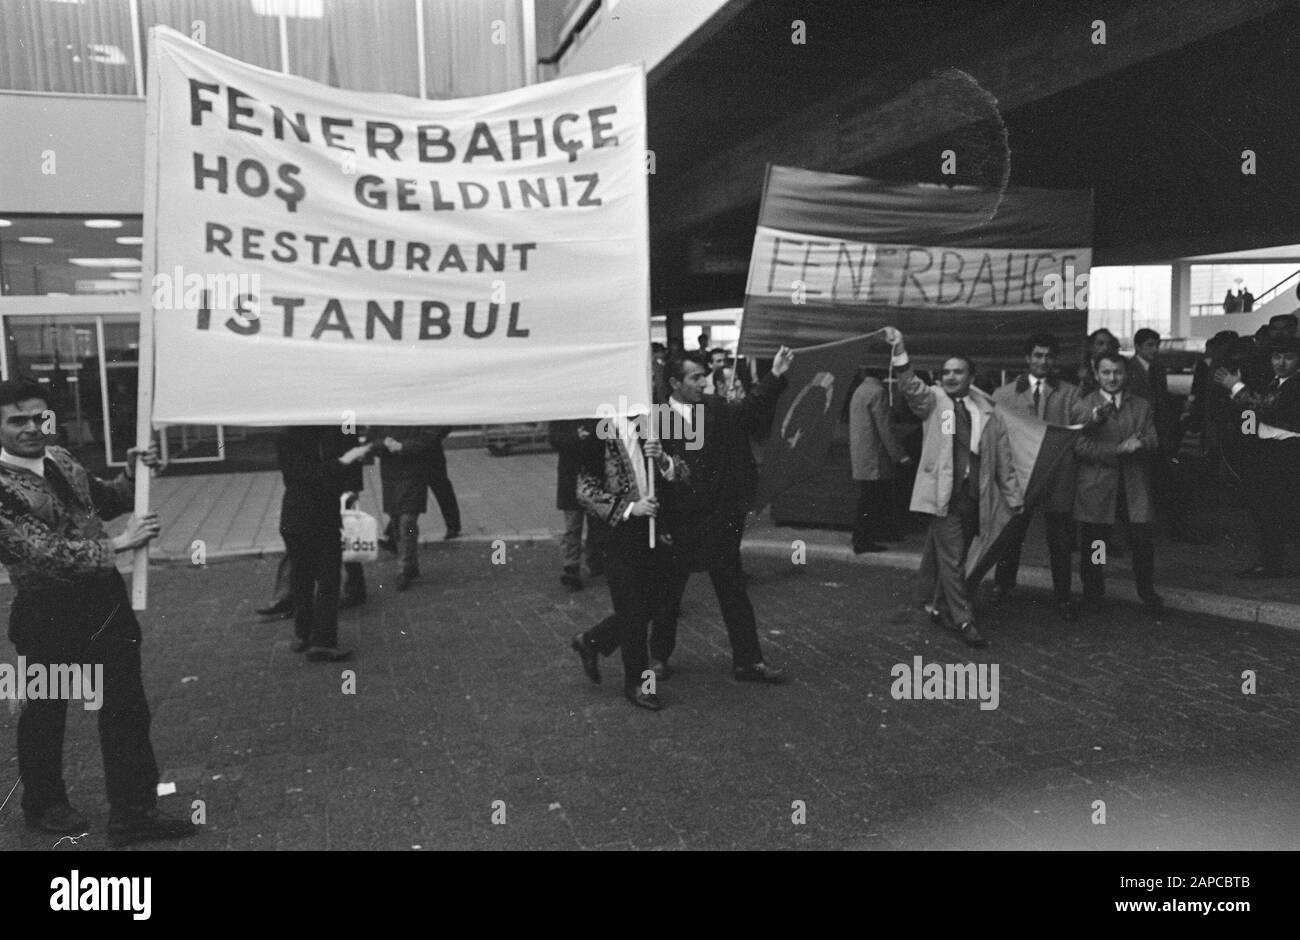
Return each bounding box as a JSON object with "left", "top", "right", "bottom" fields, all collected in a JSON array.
[
  {"left": 1032, "top": 381, "right": 1043, "bottom": 419},
  {"left": 952, "top": 397, "right": 973, "bottom": 496}
]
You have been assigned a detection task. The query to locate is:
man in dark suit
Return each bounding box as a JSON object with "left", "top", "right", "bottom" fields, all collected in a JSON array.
[
  {"left": 1214, "top": 334, "right": 1300, "bottom": 578},
  {"left": 1127, "top": 328, "right": 1196, "bottom": 542},
  {"left": 650, "top": 349, "right": 793, "bottom": 683},
  {"left": 0, "top": 377, "right": 196, "bottom": 845},
  {"left": 991, "top": 332, "right": 1081, "bottom": 619},
  {"left": 1189, "top": 330, "right": 1239, "bottom": 476},
  {"left": 1069, "top": 354, "right": 1163, "bottom": 615},
  {"left": 426, "top": 427, "right": 461, "bottom": 539},
  {"left": 549, "top": 417, "right": 608, "bottom": 590},
  {"left": 276, "top": 426, "right": 373, "bottom": 659}
]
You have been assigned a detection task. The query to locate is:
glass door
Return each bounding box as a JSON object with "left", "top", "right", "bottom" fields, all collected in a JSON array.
[{"left": 100, "top": 315, "right": 225, "bottom": 465}]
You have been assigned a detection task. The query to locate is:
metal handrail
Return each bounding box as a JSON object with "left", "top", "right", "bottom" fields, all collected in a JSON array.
[{"left": 1255, "top": 266, "right": 1300, "bottom": 305}]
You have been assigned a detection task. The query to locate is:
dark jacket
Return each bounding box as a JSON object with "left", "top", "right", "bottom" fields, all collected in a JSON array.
[
  {"left": 661, "top": 372, "right": 786, "bottom": 571},
  {"left": 277, "top": 427, "right": 363, "bottom": 535},
  {"left": 1126, "top": 354, "right": 1180, "bottom": 456},
  {"left": 375, "top": 426, "right": 440, "bottom": 515},
  {"left": 1226, "top": 372, "right": 1300, "bottom": 434},
  {"left": 426, "top": 427, "right": 453, "bottom": 475},
  {"left": 549, "top": 418, "right": 603, "bottom": 510}
]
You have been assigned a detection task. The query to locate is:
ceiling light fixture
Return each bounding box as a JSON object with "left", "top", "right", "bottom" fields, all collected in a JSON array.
[
  {"left": 68, "top": 257, "right": 143, "bottom": 267},
  {"left": 84, "top": 219, "right": 124, "bottom": 229}
]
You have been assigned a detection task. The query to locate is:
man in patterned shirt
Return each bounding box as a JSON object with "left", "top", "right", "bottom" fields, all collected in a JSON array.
[{"left": 0, "top": 377, "right": 196, "bottom": 846}]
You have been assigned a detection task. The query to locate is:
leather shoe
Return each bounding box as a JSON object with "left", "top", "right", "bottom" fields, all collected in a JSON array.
[
  {"left": 1057, "top": 600, "right": 1078, "bottom": 622},
  {"left": 650, "top": 659, "right": 671, "bottom": 681},
  {"left": 256, "top": 599, "right": 293, "bottom": 618},
  {"left": 571, "top": 633, "right": 600, "bottom": 684},
  {"left": 560, "top": 571, "right": 583, "bottom": 591},
  {"left": 377, "top": 537, "right": 397, "bottom": 555},
  {"left": 305, "top": 646, "right": 353, "bottom": 662},
  {"left": 25, "top": 802, "right": 89, "bottom": 835},
  {"left": 988, "top": 584, "right": 1012, "bottom": 605},
  {"left": 396, "top": 570, "right": 417, "bottom": 591},
  {"left": 290, "top": 638, "right": 311, "bottom": 653},
  {"left": 953, "top": 621, "right": 988, "bottom": 648},
  {"left": 733, "top": 662, "right": 788, "bottom": 684},
  {"left": 1235, "top": 565, "right": 1283, "bottom": 580},
  {"left": 624, "top": 687, "right": 663, "bottom": 711},
  {"left": 920, "top": 603, "right": 942, "bottom": 626},
  {"left": 338, "top": 592, "right": 366, "bottom": 610},
  {"left": 107, "top": 809, "right": 198, "bottom": 848},
  {"left": 443, "top": 528, "right": 461, "bottom": 540}
]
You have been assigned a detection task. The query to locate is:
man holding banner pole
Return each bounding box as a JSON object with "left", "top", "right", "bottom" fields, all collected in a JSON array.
[
  {"left": 888, "top": 328, "right": 1023, "bottom": 648},
  {"left": 571, "top": 414, "right": 685, "bottom": 711}
]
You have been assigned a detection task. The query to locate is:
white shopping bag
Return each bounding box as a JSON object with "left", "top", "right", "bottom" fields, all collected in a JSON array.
[{"left": 340, "top": 492, "right": 379, "bottom": 563}]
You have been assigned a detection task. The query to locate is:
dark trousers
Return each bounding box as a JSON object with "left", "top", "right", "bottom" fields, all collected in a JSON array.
[
  {"left": 648, "top": 555, "right": 764, "bottom": 668},
  {"left": 561, "top": 511, "right": 609, "bottom": 573},
  {"left": 272, "top": 554, "right": 364, "bottom": 603},
  {"left": 1244, "top": 438, "right": 1300, "bottom": 571},
  {"left": 1153, "top": 454, "right": 1195, "bottom": 533},
  {"left": 995, "top": 508, "right": 1074, "bottom": 601},
  {"left": 388, "top": 512, "right": 421, "bottom": 576},
  {"left": 11, "top": 572, "right": 159, "bottom": 819},
  {"left": 428, "top": 471, "right": 461, "bottom": 533},
  {"left": 585, "top": 535, "right": 671, "bottom": 689},
  {"left": 1080, "top": 522, "right": 1155, "bottom": 597},
  {"left": 283, "top": 529, "right": 342, "bottom": 648},
  {"left": 852, "top": 479, "right": 894, "bottom": 548}
]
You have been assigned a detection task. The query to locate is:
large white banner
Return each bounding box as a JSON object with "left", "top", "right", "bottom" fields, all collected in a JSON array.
[{"left": 145, "top": 27, "right": 650, "bottom": 425}]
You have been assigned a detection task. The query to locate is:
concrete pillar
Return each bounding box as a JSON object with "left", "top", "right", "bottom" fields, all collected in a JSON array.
[{"left": 1170, "top": 261, "right": 1192, "bottom": 341}]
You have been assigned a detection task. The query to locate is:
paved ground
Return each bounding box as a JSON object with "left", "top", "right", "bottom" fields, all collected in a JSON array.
[{"left": 2, "top": 542, "right": 1297, "bottom": 851}]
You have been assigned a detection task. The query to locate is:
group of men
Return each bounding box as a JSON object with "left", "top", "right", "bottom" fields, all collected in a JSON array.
[
  {"left": 851, "top": 319, "right": 1300, "bottom": 649},
  {"left": 3, "top": 313, "right": 1295, "bottom": 841}
]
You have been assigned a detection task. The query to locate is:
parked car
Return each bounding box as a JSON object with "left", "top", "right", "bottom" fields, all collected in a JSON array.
[{"left": 482, "top": 422, "right": 549, "bottom": 456}]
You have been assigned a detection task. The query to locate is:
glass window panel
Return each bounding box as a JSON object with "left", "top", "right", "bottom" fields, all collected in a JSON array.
[
  {"left": 423, "top": 0, "right": 526, "bottom": 99},
  {"left": 1, "top": 0, "right": 138, "bottom": 95},
  {"left": 140, "top": 0, "right": 282, "bottom": 84},
  {"left": 297, "top": 0, "right": 419, "bottom": 94},
  {"left": 0, "top": 214, "right": 143, "bottom": 296}
]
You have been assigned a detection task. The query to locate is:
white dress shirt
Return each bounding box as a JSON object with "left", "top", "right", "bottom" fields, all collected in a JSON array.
[{"left": 0, "top": 449, "right": 46, "bottom": 476}]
